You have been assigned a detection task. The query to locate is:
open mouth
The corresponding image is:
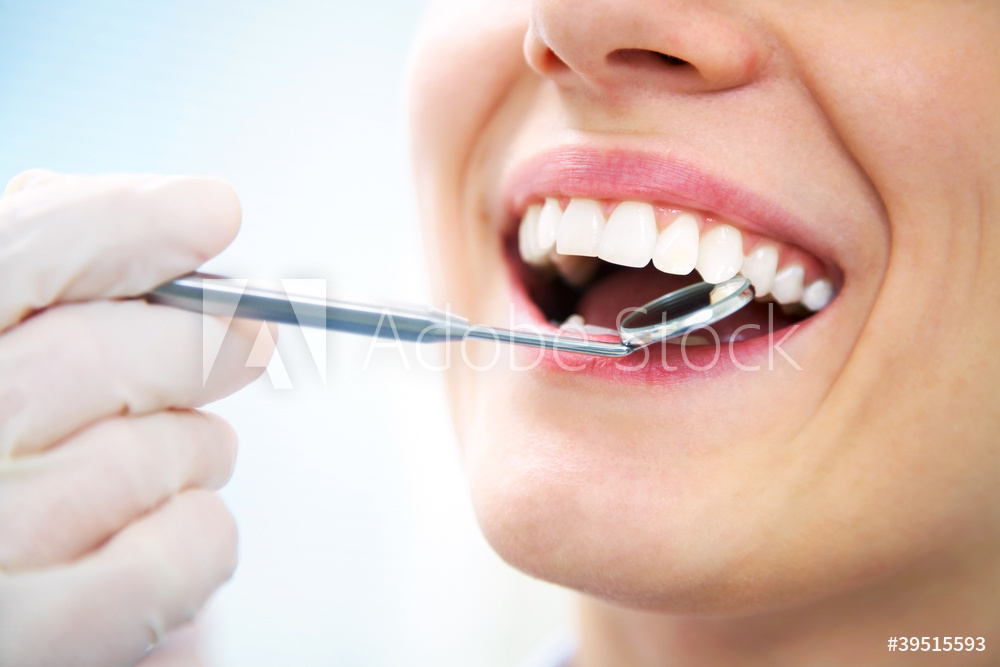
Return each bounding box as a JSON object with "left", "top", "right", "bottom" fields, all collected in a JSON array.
[{"left": 508, "top": 196, "right": 837, "bottom": 347}]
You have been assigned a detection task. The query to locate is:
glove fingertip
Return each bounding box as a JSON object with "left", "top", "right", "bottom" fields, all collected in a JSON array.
[{"left": 143, "top": 175, "right": 244, "bottom": 265}]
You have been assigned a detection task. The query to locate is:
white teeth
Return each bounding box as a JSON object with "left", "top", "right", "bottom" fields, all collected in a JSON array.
[
  {"left": 740, "top": 244, "right": 779, "bottom": 297},
  {"left": 557, "top": 314, "right": 618, "bottom": 337},
  {"left": 582, "top": 323, "right": 620, "bottom": 336},
  {"left": 652, "top": 213, "right": 699, "bottom": 275},
  {"left": 709, "top": 280, "right": 744, "bottom": 304},
  {"left": 517, "top": 204, "right": 549, "bottom": 266},
  {"left": 516, "top": 197, "right": 836, "bottom": 313},
  {"left": 802, "top": 278, "right": 834, "bottom": 311},
  {"left": 552, "top": 252, "right": 599, "bottom": 287},
  {"left": 536, "top": 197, "right": 562, "bottom": 256},
  {"left": 695, "top": 224, "right": 743, "bottom": 284},
  {"left": 556, "top": 198, "right": 605, "bottom": 257},
  {"left": 597, "top": 201, "right": 658, "bottom": 268},
  {"left": 771, "top": 264, "right": 805, "bottom": 304}
]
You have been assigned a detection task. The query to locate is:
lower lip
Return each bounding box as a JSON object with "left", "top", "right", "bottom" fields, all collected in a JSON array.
[{"left": 503, "top": 257, "right": 812, "bottom": 386}]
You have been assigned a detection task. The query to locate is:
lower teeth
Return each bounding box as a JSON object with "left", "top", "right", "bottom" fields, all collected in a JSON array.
[
  {"left": 559, "top": 314, "right": 586, "bottom": 329},
  {"left": 557, "top": 314, "right": 619, "bottom": 337}
]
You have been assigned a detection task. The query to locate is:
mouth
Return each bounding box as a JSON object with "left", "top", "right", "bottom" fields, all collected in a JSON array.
[{"left": 498, "top": 149, "right": 840, "bottom": 373}]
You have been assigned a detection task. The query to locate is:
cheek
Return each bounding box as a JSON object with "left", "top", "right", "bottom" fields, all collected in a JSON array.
[
  {"left": 768, "top": 4, "right": 1000, "bottom": 577},
  {"left": 406, "top": 0, "right": 532, "bottom": 440},
  {"left": 772, "top": 3, "right": 1000, "bottom": 440},
  {"left": 408, "top": 0, "right": 530, "bottom": 302},
  {"left": 408, "top": 0, "right": 531, "bottom": 192},
  {"left": 775, "top": 6, "right": 1000, "bottom": 212}
]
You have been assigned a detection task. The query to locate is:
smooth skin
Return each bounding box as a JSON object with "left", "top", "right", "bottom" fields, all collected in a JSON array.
[
  {"left": 409, "top": 1, "right": 1000, "bottom": 664},
  {"left": 0, "top": 170, "right": 274, "bottom": 666}
]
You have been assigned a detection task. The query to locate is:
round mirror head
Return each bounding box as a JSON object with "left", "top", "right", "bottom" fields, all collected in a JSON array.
[{"left": 618, "top": 276, "right": 754, "bottom": 349}]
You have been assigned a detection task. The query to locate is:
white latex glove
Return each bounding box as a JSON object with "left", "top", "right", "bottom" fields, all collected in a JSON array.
[{"left": 0, "top": 170, "right": 274, "bottom": 666}]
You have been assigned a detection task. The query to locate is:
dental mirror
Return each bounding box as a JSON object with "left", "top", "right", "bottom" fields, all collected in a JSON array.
[{"left": 147, "top": 274, "right": 754, "bottom": 358}]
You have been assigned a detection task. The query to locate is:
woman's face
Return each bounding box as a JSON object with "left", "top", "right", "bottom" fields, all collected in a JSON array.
[{"left": 408, "top": 0, "right": 1000, "bottom": 612}]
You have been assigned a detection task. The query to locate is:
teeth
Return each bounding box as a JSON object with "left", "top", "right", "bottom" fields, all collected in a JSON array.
[
  {"left": 536, "top": 197, "right": 562, "bottom": 256},
  {"left": 695, "top": 224, "right": 743, "bottom": 284},
  {"left": 597, "top": 201, "right": 658, "bottom": 268},
  {"left": 582, "top": 323, "right": 620, "bottom": 336},
  {"left": 556, "top": 198, "right": 606, "bottom": 257},
  {"left": 517, "top": 197, "right": 836, "bottom": 313},
  {"left": 552, "top": 252, "right": 599, "bottom": 287},
  {"left": 740, "top": 244, "right": 779, "bottom": 297},
  {"left": 557, "top": 314, "right": 619, "bottom": 336},
  {"left": 771, "top": 264, "right": 805, "bottom": 304},
  {"left": 802, "top": 278, "right": 834, "bottom": 311},
  {"left": 517, "top": 204, "right": 548, "bottom": 265},
  {"left": 652, "top": 213, "right": 699, "bottom": 275},
  {"left": 709, "top": 279, "right": 744, "bottom": 304}
]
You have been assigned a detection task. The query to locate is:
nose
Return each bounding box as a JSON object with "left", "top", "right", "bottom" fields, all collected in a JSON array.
[{"left": 524, "top": 0, "right": 764, "bottom": 95}]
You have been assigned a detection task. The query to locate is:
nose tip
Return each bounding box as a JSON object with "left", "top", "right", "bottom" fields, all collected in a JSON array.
[{"left": 524, "top": 0, "right": 764, "bottom": 95}]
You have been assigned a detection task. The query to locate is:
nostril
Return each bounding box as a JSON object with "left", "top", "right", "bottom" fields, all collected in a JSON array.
[
  {"left": 544, "top": 49, "right": 570, "bottom": 71},
  {"left": 656, "top": 53, "right": 690, "bottom": 67},
  {"left": 531, "top": 45, "right": 572, "bottom": 76},
  {"left": 609, "top": 48, "right": 692, "bottom": 70}
]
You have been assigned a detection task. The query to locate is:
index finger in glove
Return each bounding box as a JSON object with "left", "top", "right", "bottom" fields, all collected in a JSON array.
[
  {"left": 0, "top": 170, "right": 241, "bottom": 331},
  {"left": 0, "top": 299, "right": 272, "bottom": 457}
]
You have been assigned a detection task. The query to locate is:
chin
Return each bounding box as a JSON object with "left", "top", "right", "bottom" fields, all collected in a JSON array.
[{"left": 462, "top": 406, "right": 796, "bottom": 614}]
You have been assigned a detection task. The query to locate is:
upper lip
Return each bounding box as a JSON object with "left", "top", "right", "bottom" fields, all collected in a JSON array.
[{"left": 499, "top": 146, "right": 839, "bottom": 277}]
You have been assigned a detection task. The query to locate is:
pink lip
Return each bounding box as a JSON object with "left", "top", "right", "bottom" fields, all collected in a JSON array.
[{"left": 502, "top": 147, "right": 837, "bottom": 274}]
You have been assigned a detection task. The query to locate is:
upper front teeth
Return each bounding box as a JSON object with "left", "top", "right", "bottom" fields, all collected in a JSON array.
[
  {"left": 695, "top": 224, "right": 743, "bottom": 283},
  {"left": 556, "top": 198, "right": 605, "bottom": 257},
  {"left": 518, "top": 197, "right": 836, "bottom": 312},
  {"left": 597, "top": 201, "right": 658, "bottom": 268},
  {"left": 652, "top": 212, "right": 699, "bottom": 275},
  {"left": 536, "top": 198, "right": 562, "bottom": 254}
]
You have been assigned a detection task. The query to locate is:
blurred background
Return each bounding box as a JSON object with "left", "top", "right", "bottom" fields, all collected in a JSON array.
[{"left": 0, "top": 1, "right": 574, "bottom": 665}]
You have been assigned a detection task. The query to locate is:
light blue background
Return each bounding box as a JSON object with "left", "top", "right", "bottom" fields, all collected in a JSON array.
[{"left": 0, "top": 2, "right": 572, "bottom": 665}]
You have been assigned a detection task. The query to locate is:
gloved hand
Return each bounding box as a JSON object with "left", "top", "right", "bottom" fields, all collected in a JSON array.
[{"left": 0, "top": 170, "right": 274, "bottom": 666}]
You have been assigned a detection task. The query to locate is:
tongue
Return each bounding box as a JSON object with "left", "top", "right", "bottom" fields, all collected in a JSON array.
[
  {"left": 576, "top": 266, "right": 797, "bottom": 341},
  {"left": 577, "top": 266, "right": 697, "bottom": 329}
]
